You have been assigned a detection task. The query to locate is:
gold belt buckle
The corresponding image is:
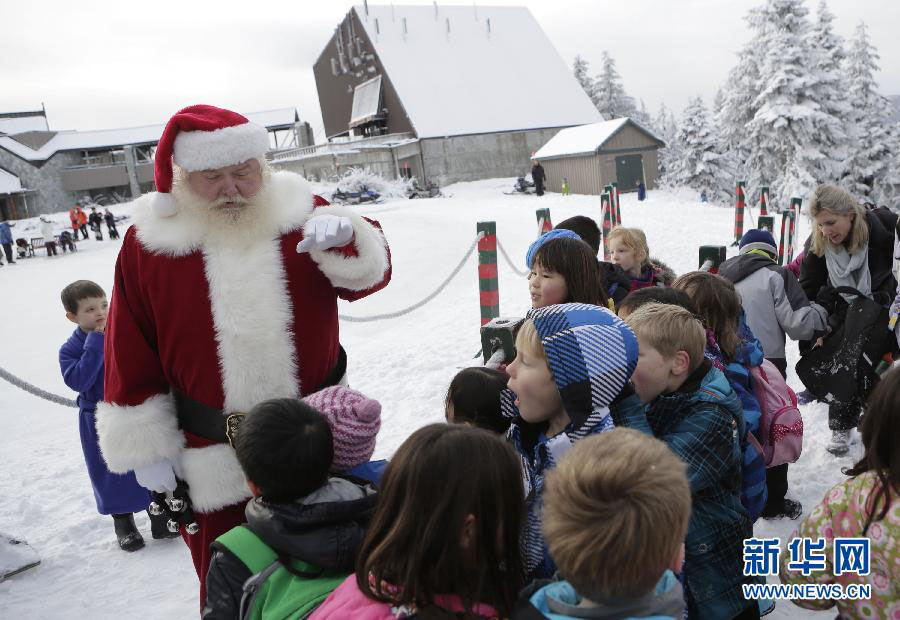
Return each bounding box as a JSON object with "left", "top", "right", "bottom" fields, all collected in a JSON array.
[{"left": 225, "top": 413, "right": 246, "bottom": 448}]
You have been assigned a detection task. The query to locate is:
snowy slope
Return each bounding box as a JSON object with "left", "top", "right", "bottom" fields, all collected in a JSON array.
[{"left": 0, "top": 182, "right": 842, "bottom": 618}]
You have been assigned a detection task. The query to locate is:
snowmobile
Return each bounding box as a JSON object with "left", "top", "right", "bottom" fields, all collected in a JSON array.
[
  {"left": 331, "top": 186, "right": 382, "bottom": 205},
  {"left": 504, "top": 176, "right": 535, "bottom": 195},
  {"left": 407, "top": 179, "right": 443, "bottom": 199}
]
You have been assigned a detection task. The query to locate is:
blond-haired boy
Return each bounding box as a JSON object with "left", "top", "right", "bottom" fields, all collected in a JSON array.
[
  {"left": 625, "top": 303, "right": 760, "bottom": 620},
  {"left": 504, "top": 303, "right": 639, "bottom": 581},
  {"left": 519, "top": 427, "right": 690, "bottom": 618}
]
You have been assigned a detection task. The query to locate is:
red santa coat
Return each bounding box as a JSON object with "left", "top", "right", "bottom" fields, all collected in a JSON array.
[{"left": 95, "top": 171, "right": 391, "bottom": 513}]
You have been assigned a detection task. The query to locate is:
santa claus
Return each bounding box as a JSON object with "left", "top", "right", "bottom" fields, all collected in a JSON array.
[{"left": 95, "top": 105, "right": 391, "bottom": 604}]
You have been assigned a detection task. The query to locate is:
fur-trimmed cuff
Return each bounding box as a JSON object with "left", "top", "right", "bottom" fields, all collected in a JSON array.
[
  {"left": 95, "top": 394, "right": 185, "bottom": 473},
  {"left": 306, "top": 206, "right": 390, "bottom": 291},
  {"left": 179, "top": 444, "right": 252, "bottom": 513}
]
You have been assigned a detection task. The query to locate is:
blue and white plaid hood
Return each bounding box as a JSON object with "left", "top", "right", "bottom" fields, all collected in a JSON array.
[
  {"left": 503, "top": 303, "right": 639, "bottom": 580},
  {"left": 528, "top": 302, "right": 638, "bottom": 429}
]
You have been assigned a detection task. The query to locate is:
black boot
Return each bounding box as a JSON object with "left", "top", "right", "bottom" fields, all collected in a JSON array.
[
  {"left": 112, "top": 513, "right": 145, "bottom": 552},
  {"left": 148, "top": 507, "right": 181, "bottom": 540}
]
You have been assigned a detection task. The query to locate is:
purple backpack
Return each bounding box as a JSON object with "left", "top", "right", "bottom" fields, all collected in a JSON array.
[{"left": 748, "top": 360, "right": 803, "bottom": 467}]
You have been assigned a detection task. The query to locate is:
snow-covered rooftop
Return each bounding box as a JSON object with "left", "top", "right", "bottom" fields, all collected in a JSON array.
[
  {"left": 0, "top": 114, "right": 49, "bottom": 135},
  {"left": 0, "top": 168, "right": 24, "bottom": 194},
  {"left": 533, "top": 117, "right": 664, "bottom": 160},
  {"left": 0, "top": 108, "right": 300, "bottom": 163},
  {"left": 353, "top": 5, "right": 601, "bottom": 138}
]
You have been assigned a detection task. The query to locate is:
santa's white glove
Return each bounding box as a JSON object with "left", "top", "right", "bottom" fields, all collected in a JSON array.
[
  {"left": 134, "top": 460, "right": 178, "bottom": 493},
  {"left": 296, "top": 214, "right": 354, "bottom": 253}
]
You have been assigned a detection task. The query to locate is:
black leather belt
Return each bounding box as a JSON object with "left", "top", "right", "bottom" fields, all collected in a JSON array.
[{"left": 175, "top": 345, "right": 347, "bottom": 445}]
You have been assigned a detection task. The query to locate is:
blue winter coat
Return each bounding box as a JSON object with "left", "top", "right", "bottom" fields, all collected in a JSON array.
[
  {"left": 0, "top": 221, "right": 12, "bottom": 244},
  {"left": 59, "top": 328, "right": 149, "bottom": 515},
  {"left": 645, "top": 361, "right": 761, "bottom": 619},
  {"left": 521, "top": 571, "right": 685, "bottom": 619}
]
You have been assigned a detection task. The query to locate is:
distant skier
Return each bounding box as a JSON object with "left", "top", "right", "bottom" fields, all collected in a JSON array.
[
  {"left": 531, "top": 160, "right": 546, "bottom": 196},
  {"left": 637, "top": 179, "right": 646, "bottom": 201},
  {"left": 104, "top": 208, "right": 119, "bottom": 240},
  {"left": 88, "top": 208, "right": 103, "bottom": 240}
]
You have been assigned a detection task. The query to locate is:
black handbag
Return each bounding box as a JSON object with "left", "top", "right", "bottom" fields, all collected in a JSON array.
[{"left": 795, "top": 286, "right": 894, "bottom": 403}]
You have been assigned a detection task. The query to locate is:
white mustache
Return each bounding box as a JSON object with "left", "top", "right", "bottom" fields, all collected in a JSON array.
[{"left": 211, "top": 196, "right": 249, "bottom": 208}]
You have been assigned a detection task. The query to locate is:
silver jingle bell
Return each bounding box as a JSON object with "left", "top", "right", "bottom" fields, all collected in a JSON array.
[{"left": 166, "top": 519, "right": 180, "bottom": 533}]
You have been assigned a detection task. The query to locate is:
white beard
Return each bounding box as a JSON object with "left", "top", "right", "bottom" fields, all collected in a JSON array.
[{"left": 171, "top": 177, "right": 282, "bottom": 248}]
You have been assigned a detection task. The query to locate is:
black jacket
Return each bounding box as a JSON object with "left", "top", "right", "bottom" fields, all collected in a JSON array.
[
  {"left": 202, "top": 477, "right": 378, "bottom": 620},
  {"left": 599, "top": 260, "right": 632, "bottom": 309},
  {"left": 531, "top": 164, "right": 545, "bottom": 184},
  {"left": 800, "top": 209, "right": 898, "bottom": 310}
]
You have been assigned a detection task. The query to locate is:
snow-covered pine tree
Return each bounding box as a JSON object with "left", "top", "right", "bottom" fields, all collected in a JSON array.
[
  {"left": 634, "top": 99, "right": 653, "bottom": 128},
  {"left": 669, "top": 96, "right": 729, "bottom": 202},
  {"left": 746, "top": 0, "right": 822, "bottom": 207},
  {"left": 654, "top": 103, "right": 679, "bottom": 185},
  {"left": 717, "top": 22, "right": 763, "bottom": 193},
  {"left": 806, "top": 0, "right": 851, "bottom": 184},
  {"left": 572, "top": 55, "right": 597, "bottom": 109},
  {"left": 844, "top": 22, "right": 896, "bottom": 204},
  {"left": 593, "top": 51, "right": 636, "bottom": 119},
  {"left": 711, "top": 87, "right": 738, "bottom": 201}
]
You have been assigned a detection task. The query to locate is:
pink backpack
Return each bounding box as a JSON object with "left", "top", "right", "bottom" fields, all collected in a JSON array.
[{"left": 749, "top": 360, "right": 803, "bottom": 467}]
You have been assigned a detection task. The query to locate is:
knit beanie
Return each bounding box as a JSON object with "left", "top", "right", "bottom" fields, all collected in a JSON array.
[
  {"left": 527, "top": 303, "right": 638, "bottom": 427},
  {"left": 525, "top": 229, "right": 583, "bottom": 269},
  {"left": 739, "top": 229, "right": 777, "bottom": 257},
  {"left": 302, "top": 386, "right": 381, "bottom": 471}
]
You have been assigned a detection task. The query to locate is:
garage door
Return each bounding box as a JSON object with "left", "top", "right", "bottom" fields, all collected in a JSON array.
[{"left": 615, "top": 155, "right": 645, "bottom": 192}]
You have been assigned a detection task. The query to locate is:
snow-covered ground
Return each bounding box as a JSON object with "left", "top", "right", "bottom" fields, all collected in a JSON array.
[{"left": 1, "top": 180, "right": 847, "bottom": 618}]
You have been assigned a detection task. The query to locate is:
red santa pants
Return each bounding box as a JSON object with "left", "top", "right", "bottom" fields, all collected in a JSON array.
[{"left": 182, "top": 499, "right": 249, "bottom": 610}]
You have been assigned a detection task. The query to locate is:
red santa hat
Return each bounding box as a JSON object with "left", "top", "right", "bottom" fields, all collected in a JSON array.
[{"left": 152, "top": 104, "right": 270, "bottom": 217}]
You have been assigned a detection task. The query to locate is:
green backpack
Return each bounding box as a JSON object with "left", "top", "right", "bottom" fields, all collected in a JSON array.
[{"left": 215, "top": 525, "right": 349, "bottom": 620}]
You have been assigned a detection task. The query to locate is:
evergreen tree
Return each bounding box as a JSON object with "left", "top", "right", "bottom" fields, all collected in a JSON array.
[
  {"left": 746, "top": 0, "right": 824, "bottom": 206},
  {"left": 572, "top": 55, "right": 596, "bottom": 106},
  {"left": 593, "top": 51, "right": 636, "bottom": 119},
  {"left": 844, "top": 22, "right": 896, "bottom": 203},
  {"left": 654, "top": 103, "right": 679, "bottom": 185},
  {"left": 669, "top": 96, "right": 729, "bottom": 202},
  {"left": 806, "top": 0, "right": 851, "bottom": 183}
]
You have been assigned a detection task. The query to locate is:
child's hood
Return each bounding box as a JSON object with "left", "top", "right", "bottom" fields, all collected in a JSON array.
[
  {"left": 527, "top": 570, "right": 685, "bottom": 619},
  {"left": 528, "top": 303, "right": 638, "bottom": 430},
  {"left": 647, "top": 257, "right": 676, "bottom": 286},
  {"left": 245, "top": 477, "right": 377, "bottom": 570}
]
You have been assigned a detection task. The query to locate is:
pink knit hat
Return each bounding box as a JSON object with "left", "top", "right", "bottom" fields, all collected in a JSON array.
[{"left": 302, "top": 386, "right": 381, "bottom": 471}]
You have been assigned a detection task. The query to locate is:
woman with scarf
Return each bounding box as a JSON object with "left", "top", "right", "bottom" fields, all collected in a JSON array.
[{"left": 799, "top": 184, "right": 898, "bottom": 456}]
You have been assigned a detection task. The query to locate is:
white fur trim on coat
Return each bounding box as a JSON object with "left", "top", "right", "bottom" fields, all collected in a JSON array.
[
  {"left": 178, "top": 444, "right": 251, "bottom": 513},
  {"left": 201, "top": 226, "right": 301, "bottom": 412},
  {"left": 305, "top": 205, "right": 390, "bottom": 291},
  {"left": 133, "top": 171, "right": 315, "bottom": 257},
  {"left": 95, "top": 394, "right": 185, "bottom": 473},
  {"left": 173, "top": 122, "right": 269, "bottom": 172}
]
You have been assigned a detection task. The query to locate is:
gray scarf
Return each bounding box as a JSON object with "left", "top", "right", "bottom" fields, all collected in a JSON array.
[{"left": 825, "top": 242, "right": 871, "bottom": 301}]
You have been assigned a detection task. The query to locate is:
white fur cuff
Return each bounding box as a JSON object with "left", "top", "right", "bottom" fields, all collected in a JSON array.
[
  {"left": 173, "top": 123, "right": 269, "bottom": 172},
  {"left": 95, "top": 394, "right": 185, "bottom": 473},
  {"left": 179, "top": 444, "right": 252, "bottom": 512},
  {"left": 307, "top": 206, "right": 390, "bottom": 291}
]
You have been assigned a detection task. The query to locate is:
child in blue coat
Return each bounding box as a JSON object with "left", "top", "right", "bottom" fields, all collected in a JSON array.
[{"left": 59, "top": 280, "right": 175, "bottom": 551}]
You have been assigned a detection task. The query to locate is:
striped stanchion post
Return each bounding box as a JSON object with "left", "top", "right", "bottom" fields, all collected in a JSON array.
[
  {"left": 778, "top": 212, "right": 790, "bottom": 266},
  {"left": 787, "top": 197, "right": 801, "bottom": 264},
  {"left": 759, "top": 185, "right": 769, "bottom": 216},
  {"left": 477, "top": 221, "right": 499, "bottom": 326},
  {"left": 612, "top": 181, "right": 621, "bottom": 226},
  {"left": 601, "top": 192, "right": 612, "bottom": 261},
  {"left": 732, "top": 181, "right": 746, "bottom": 246},
  {"left": 535, "top": 208, "right": 552, "bottom": 237},
  {"left": 603, "top": 184, "right": 615, "bottom": 227}
]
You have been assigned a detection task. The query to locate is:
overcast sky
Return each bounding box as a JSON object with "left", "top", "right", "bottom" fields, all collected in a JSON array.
[{"left": 3, "top": 0, "right": 897, "bottom": 141}]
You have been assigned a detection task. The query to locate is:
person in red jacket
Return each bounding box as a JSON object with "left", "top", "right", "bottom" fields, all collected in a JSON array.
[{"left": 95, "top": 105, "right": 392, "bottom": 608}]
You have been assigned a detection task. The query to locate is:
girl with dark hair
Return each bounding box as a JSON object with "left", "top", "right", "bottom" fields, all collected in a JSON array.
[
  {"left": 528, "top": 237, "right": 610, "bottom": 310},
  {"left": 445, "top": 367, "right": 511, "bottom": 435},
  {"left": 673, "top": 272, "right": 780, "bottom": 521},
  {"left": 309, "top": 424, "right": 525, "bottom": 619},
  {"left": 779, "top": 366, "right": 900, "bottom": 618}
]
